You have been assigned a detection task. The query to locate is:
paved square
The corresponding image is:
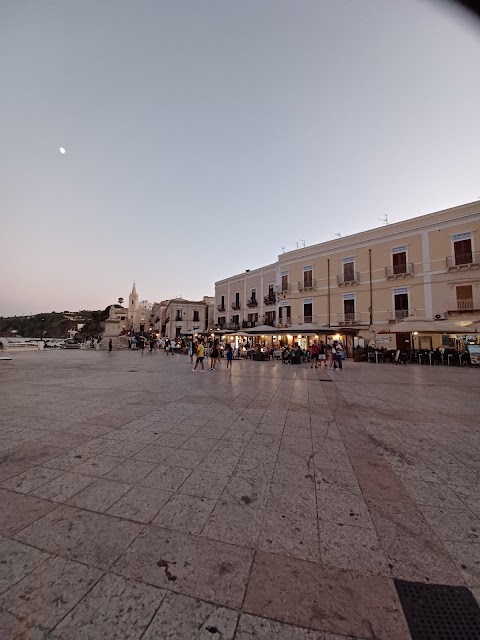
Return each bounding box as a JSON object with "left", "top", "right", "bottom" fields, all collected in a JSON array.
[{"left": 0, "top": 349, "right": 479, "bottom": 639}]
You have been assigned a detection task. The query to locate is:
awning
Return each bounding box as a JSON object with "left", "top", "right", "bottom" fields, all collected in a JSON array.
[{"left": 375, "top": 318, "right": 479, "bottom": 334}]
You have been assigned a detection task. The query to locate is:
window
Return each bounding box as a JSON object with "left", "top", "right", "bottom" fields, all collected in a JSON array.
[
  {"left": 218, "top": 316, "right": 225, "bottom": 326},
  {"left": 456, "top": 285, "right": 473, "bottom": 311},
  {"left": 251, "top": 289, "right": 256, "bottom": 302},
  {"left": 453, "top": 234, "right": 473, "bottom": 265},
  {"left": 343, "top": 295, "right": 355, "bottom": 321},
  {"left": 221, "top": 295, "right": 225, "bottom": 308},
  {"left": 279, "top": 305, "right": 291, "bottom": 324},
  {"left": 268, "top": 285, "right": 274, "bottom": 297},
  {"left": 393, "top": 288, "right": 409, "bottom": 319},
  {"left": 343, "top": 259, "right": 355, "bottom": 282},
  {"left": 303, "top": 301, "right": 312, "bottom": 323},
  {"left": 303, "top": 268, "right": 313, "bottom": 288},
  {"left": 247, "top": 313, "right": 258, "bottom": 323},
  {"left": 281, "top": 273, "right": 288, "bottom": 292},
  {"left": 265, "top": 311, "right": 276, "bottom": 325},
  {"left": 193, "top": 310, "right": 199, "bottom": 322},
  {"left": 392, "top": 247, "right": 407, "bottom": 274},
  {"left": 232, "top": 314, "right": 240, "bottom": 326},
  {"left": 175, "top": 309, "right": 183, "bottom": 321},
  {"left": 235, "top": 292, "right": 240, "bottom": 307}
]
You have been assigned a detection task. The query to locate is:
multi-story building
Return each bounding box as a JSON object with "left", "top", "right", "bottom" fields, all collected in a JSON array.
[
  {"left": 158, "top": 296, "right": 215, "bottom": 339},
  {"left": 215, "top": 201, "right": 480, "bottom": 353}
]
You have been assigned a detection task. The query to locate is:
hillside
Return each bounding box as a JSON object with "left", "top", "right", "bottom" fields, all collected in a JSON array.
[{"left": 0, "top": 309, "right": 110, "bottom": 339}]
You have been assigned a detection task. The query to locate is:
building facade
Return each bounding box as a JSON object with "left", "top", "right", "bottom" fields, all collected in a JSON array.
[
  {"left": 215, "top": 201, "right": 480, "bottom": 351},
  {"left": 155, "top": 297, "right": 215, "bottom": 339}
]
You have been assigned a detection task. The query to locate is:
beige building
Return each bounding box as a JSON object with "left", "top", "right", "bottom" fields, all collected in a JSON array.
[
  {"left": 215, "top": 201, "right": 480, "bottom": 354},
  {"left": 156, "top": 297, "right": 215, "bottom": 339}
]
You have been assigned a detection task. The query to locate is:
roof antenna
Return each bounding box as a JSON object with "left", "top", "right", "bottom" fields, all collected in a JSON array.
[
  {"left": 300, "top": 239, "right": 305, "bottom": 248},
  {"left": 281, "top": 246, "right": 285, "bottom": 253},
  {"left": 296, "top": 242, "right": 299, "bottom": 249},
  {"left": 335, "top": 233, "right": 341, "bottom": 238},
  {"left": 379, "top": 214, "right": 389, "bottom": 225}
]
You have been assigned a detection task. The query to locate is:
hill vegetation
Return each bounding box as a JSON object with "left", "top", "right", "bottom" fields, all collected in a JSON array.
[{"left": 0, "top": 308, "right": 110, "bottom": 339}]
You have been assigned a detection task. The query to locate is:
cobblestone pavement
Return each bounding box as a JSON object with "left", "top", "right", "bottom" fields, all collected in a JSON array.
[{"left": 0, "top": 349, "right": 479, "bottom": 639}]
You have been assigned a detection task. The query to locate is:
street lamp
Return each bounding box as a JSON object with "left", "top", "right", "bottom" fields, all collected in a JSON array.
[{"left": 40, "top": 317, "right": 45, "bottom": 342}]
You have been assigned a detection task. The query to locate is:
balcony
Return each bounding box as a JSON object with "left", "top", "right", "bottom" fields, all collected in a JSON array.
[
  {"left": 223, "top": 322, "right": 240, "bottom": 331},
  {"left": 242, "top": 320, "right": 257, "bottom": 328},
  {"left": 276, "top": 317, "right": 291, "bottom": 328},
  {"left": 276, "top": 283, "right": 291, "bottom": 294},
  {"left": 246, "top": 298, "right": 258, "bottom": 308},
  {"left": 447, "top": 299, "right": 480, "bottom": 314},
  {"left": 264, "top": 295, "right": 276, "bottom": 306},
  {"left": 263, "top": 317, "right": 276, "bottom": 327},
  {"left": 337, "top": 272, "right": 360, "bottom": 286},
  {"left": 300, "top": 316, "right": 313, "bottom": 324},
  {"left": 446, "top": 252, "right": 480, "bottom": 270},
  {"left": 217, "top": 304, "right": 225, "bottom": 312},
  {"left": 385, "top": 264, "right": 414, "bottom": 279},
  {"left": 174, "top": 317, "right": 183, "bottom": 322},
  {"left": 298, "top": 280, "right": 316, "bottom": 292},
  {"left": 389, "top": 309, "right": 409, "bottom": 321},
  {"left": 339, "top": 313, "right": 357, "bottom": 325},
  {"left": 231, "top": 302, "right": 241, "bottom": 310}
]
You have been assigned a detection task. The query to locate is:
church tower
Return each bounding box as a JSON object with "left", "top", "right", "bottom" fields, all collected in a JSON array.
[{"left": 128, "top": 282, "right": 139, "bottom": 328}]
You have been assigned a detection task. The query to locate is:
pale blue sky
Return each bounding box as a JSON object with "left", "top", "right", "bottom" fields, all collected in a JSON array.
[{"left": 1, "top": 0, "right": 479, "bottom": 316}]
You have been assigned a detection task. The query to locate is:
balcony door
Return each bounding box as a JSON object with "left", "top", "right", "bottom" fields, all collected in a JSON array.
[
  {"left": 454, "top": 238, "right": 473, "bottom": 265},
  {"left": 303, "top": 302, "right": 312, "bottom": 323},
  {"left": 343, "top": 299, "right": 355, "bottom": 321},
  {"left": 279, "top": 305, "right": 291, "bottom": 324},
  {"left": 456, "top": 285, "right": 473, "bottom": 311},
  {"left": 394, "top": 293, "right": 409, "bottom": 319},
  {"left": 392, "top": 250, "right": 407, "bottom": 275},
  {"left": 343, "top": 260, "right": 354, "bottom": 282},
  {"left": 303, "top": 270, "right": 313, "bottom": 288},
  {"left": 281, "top": 274, "right": 288, "bottom": 291}
]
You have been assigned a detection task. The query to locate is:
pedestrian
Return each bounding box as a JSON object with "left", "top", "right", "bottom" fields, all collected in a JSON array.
[
  {"left": 209, "top": 339, "right": 220, "bottom": 370},
  {"left": 132, "top": 336, "right": 137, "bottom": 350},
  {"left": 192, "top": 341, "right": 205, "bottom": 372},
  {"left": 0, "top": 340, "right": 4, "bottom": 352},
  {"left": 149, "top": 338, "right": 155, "bottom": 353},
  {"left": 310, "top": 339, "right": 320, "bottom": 368},
  {"left": 334, "top": 341, "right": 344, "bottom": 370},
  {"left": 326, "top": 344, "right": 334, "bottom": 369},
  {"left": 170, "top": 338, "right": 176, "bottom": 355},
  {"left": 319, "top": 340, "right": 327, "bottom": 367},
  {"left": 140, "top": 338, "right": 145, "bottom": 354},
  {"left": 226, "top": 343, "right": 234, "bottom": 370},
  {"left": 108, "top": 339, "right": 113, "bottom": 353},
  {"left": 188, "top": 339, "right": 195, "bottom": 363}
]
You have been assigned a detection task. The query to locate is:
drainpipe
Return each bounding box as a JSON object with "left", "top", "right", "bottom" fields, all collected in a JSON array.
[
  {"left": 369, "top": 249, "right": 373, "bottom": 326},
  {"left": 327, "top": 258, "right": 331, "bottom": 328}
]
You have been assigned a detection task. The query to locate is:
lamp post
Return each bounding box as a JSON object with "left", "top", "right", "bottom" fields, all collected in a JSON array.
[{"left": 40, "top": 317, "right": 45, "bottom": 342}]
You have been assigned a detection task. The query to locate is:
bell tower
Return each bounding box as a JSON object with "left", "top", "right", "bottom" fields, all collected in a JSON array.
[{"left": 128, "top": 282, "right": 138, "bottom": 325}]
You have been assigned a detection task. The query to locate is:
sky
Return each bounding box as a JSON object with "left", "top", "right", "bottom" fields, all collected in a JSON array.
[{"left": 1, "top": 0, "right": 480, "bottom": 316}]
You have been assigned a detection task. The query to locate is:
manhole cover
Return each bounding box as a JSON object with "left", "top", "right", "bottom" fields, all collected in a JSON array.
[{"left": 394, "top": 579, "right": 480, "bottom": 640}]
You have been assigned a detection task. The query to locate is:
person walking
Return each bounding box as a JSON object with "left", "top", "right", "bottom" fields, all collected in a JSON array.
[
  {"left": 310, "top": 339, "right": 320, "bottom": 368},
  {"left": 108, "top": 339, "right": 113, "bottom": 353},
  {"left": 334, "top": 341, "right": 344, "bottom": 370},
  {"left": 319, "top": 340, "right": 327, "bottom": 367},
  {"left": 192, "top": 341, "right": 205, "bottom": 372},
  {"left": 226, "top": 343, "right": 234, "bottom": 370},
  {"left": 209, "top": 339, "right": 220, "bottom": 370},
  {"left": 170, "top": 338, "right": 176, "bottom": 355},
  {"left": 188, "top": 339, "right": 195, "bottom": 364}
]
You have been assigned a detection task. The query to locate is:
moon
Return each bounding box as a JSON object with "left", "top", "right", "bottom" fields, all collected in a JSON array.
[{"left": 59, "top": 147, "right": 66, "bottom": 155}]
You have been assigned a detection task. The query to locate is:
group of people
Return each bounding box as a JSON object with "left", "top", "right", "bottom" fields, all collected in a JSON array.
[
  {"left": 191, "top": 339, "right": 234, "bottom": 372},
  {"left": 282, "top": 339, "right": 345, "bottom": 369}
]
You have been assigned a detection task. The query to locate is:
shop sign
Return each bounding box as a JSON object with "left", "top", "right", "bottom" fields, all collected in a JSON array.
[
  {"left": 468, "top": 344, "right": 480, "bottom": 365},
  {"left": 303, "top": 298, "right": 313, "bottom": 304},
  {"left": 376, "top": 336, "right": 392, "bottom": 344},
  {"left": 342, "top": 257, "right": 354, "bottom": 264},
  {"left": 343, "top": 293, "right": 355, "bottom": 301},
  {"left": 393, "top": 287, "right": 409, "bottom": 295},
  {"left": 392, "top": 246, "right": 406, "bottom": 254},
  {"left": 279, "top": 299, "right": 289, "bottom": 306}
]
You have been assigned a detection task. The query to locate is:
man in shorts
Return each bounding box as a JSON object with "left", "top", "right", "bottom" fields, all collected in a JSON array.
[
  {"left": 310, "top": 339, "right": 320, "bottom": 368},
  {"left": 319, "top": 340, "right": 327, "bottom": 366},
  {"left": 192, "top": 341, "right": 205, "bottom": 372}
]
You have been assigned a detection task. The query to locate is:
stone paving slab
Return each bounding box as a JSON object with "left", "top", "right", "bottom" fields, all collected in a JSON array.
[{"left": 0, "top": 349, "right": 479, "bottom": 638}]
